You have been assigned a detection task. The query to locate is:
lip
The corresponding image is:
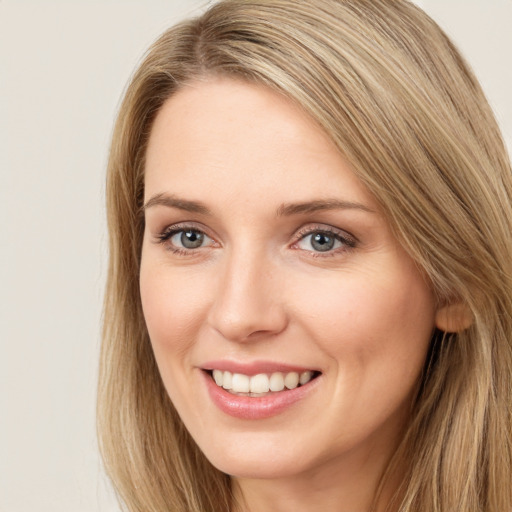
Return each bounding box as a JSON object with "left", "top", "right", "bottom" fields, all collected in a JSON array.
[
  {"left": 200, "top": 359, "right": 319, "bottom": 376},
  {"left": 201, "top": 368, "right": 321, "bottom": 420}
]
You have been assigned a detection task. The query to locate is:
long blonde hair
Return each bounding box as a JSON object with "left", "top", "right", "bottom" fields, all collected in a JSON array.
[{"left": 97, "top": 1, "right": 512, "bottom": 511}]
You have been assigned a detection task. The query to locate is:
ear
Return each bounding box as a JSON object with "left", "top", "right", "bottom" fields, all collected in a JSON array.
[{"left": 435, "top": 302, "right": 473, "bottom": 333}]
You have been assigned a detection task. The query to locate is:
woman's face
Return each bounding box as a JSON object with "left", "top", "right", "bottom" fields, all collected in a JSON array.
[{"left": 140, "top": 78, "right": 437, "bottom": 482}]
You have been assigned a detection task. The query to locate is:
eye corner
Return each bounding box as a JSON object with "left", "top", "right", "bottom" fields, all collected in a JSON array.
[
  {"left": 291, "top": 224, "right": 358, "bottom": 256},
  {"left": 150, "top": 223, "right": 220, "bottom": 256}
]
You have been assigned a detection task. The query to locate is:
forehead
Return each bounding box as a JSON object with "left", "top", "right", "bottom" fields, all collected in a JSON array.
[{"left": 144, "top": 78, "right": 376, "bottom": 211}]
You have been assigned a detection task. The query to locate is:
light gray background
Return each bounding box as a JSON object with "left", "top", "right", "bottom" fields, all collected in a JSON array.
[{"left": 1, "top": 1, "right": 511, "bottom": 511}]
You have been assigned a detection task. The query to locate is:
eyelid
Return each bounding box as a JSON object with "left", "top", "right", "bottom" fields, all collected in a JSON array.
[
  {"left": 153, "top": 222, "right": 219, "bottom": 252},
  {"left": 152, "top": 221, "right": 357, "bottom": 255},
  {"left": 291, "top": 224, "right": 358, "bottom": 252}
]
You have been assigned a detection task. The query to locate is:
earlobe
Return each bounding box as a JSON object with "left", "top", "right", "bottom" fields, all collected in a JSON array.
[{"left": 435, "top": 303, "right": 473, "bottom": 333}]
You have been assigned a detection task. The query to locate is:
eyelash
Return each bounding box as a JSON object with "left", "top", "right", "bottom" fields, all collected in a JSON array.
[
  {"left": 154, "top": 223, "right": 357, "bottom": 257},
  {"left": 292, "top": 226, "right": 357, "bottom": 257},
  {"left": 154, "top": 223, "right": 214, "bottom": 256}
]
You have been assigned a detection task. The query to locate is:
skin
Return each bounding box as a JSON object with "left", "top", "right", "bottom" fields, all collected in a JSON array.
[{"left": 140, "top": 78, "right": 445, "bottom": 512}]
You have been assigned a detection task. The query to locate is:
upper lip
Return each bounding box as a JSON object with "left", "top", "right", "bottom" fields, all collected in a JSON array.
[{"left": 200, "top": 360, "right": 320, "bottom": 376}]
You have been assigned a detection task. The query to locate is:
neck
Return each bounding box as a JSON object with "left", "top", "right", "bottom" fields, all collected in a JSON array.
[{"left": 231, "top": 443, "right": 403, "bottom": 512}]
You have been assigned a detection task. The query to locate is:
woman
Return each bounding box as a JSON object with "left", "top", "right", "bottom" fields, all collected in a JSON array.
[{"left": 97, "top": 1, "right": 512, "bottom": 511}]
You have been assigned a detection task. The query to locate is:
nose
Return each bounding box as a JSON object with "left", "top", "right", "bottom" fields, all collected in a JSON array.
[{"left": 207, "top": 248, "right": 288, "bottom": 342}]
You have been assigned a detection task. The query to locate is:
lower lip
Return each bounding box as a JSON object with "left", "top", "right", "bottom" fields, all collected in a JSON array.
[{"left": 202, "top": 371, "right": 321, "bottom": 420}]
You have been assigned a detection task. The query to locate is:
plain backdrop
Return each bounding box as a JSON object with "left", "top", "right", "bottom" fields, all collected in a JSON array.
[{"left": 1, "top": 1, "right": 511, "bottom": 511}]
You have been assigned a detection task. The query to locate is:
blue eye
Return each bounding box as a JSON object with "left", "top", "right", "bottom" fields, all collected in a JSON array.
[
  {"left": 297, "top": 232, "right": 341, "bottom": 252},
  {"left": 156, "top": 227, "right": 214, "bottom": 252},
  {"left": 170, "top": 229, "right": 208, "bottom": 249},
  {"left": 296, "top": 229, "right": 355, "bottom": 253}
]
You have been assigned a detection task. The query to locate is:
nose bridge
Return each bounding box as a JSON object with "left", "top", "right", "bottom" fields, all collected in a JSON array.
[{"left": 208, "top": 243, "right": 286, "bottom": 342}]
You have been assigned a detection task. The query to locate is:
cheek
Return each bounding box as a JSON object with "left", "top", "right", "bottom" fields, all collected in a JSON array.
[
  {"left": 139, "top": 261, "right": 210, "bottom": 359},
  {"left": 139, "top": 260, "right": 214, "bottom": 425},
  {"left": 290, "top": 265, "right": 436, "bottom": 380}
]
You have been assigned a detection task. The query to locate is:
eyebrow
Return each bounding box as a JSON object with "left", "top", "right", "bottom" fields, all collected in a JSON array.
[
  {"left": 143, "top": 193, "right": 375, "bottom": 217},
  {"left": 276, "top": 199, "right": 375, "bottom": 216},
  {"left": 143, "top": 193, "right": 212, "bottom": 215}
]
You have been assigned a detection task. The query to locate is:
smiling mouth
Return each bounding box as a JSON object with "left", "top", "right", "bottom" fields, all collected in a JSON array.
[{"left": 206, "top": 369, "right": 321, "bottom": 397}]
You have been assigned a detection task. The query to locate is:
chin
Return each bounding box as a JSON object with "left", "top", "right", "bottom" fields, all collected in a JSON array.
[
  {"left": 208, "top": 451, "right": 306, "bottom": 480},
  {"left": 192, "top": 428, "right": 327, "bottom": 480}
]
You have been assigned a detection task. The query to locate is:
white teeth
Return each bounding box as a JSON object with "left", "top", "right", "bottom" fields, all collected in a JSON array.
[
  {"left": 231, "top": 373, "right": 250, "bottom": 393},
  {"left": 210, "top": 369, "right": 316, "bottom": 394},
  {"left": 213, "top": 369, "right": 223, "bottom": 386},
  {"left": 269, "top": 372, "right": 285, "bottom": 392},
  {"left": 284, "top": 372, "right": 299, "bottom": 389},
  {"left": 250, "top": 373, "right": 270, "bottom": 393},
  {"left": 300, "top": 371, "right": 313, "bottom": 385},
  {"left": 222, "top": 371, "right": 232, "bottom": 390}
]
